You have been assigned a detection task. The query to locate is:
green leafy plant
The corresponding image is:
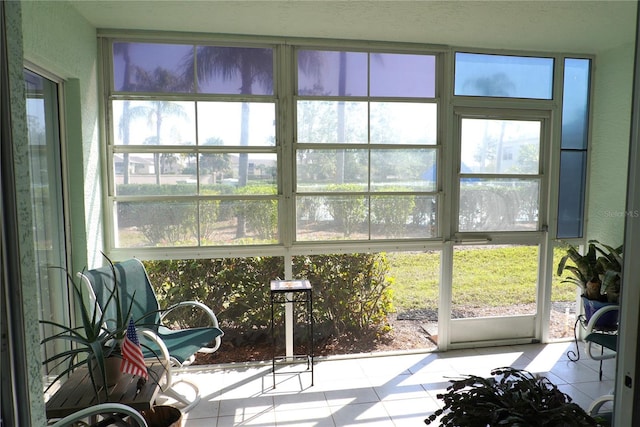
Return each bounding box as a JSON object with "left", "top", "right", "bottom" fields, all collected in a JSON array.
[
  {"left": 40, "top": 259, "right": 134, "bottom": 400},
  {"left": 557, "top": 240, "right": 623, "bottom": 303},
  {"left": 425, "top": 367, "right": 600, "bottom": 426}
]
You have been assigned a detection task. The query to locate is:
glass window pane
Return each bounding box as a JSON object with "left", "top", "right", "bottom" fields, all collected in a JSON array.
[
  {"left": 297, "top": 50, "right": 368, "bottom": 96},
  {"left": 454, "top": 52, "right": 554, "bottom": 99},
  {"left": 557, "top": 151, "right": 586, "bottom": 238},
  {"left": 112, "top": 100, "right": 196, "bottom": 146},
  {"left": 460, "top": 118, "right": 540, "bottom": 174},
  {"left": 296, "top": 195, "right": 368, "bottom": 240},
  {"left": 452, "top": 245, "right": 538, "bottom": 318},
  {"left": 371, "top": 195, "right": 437, "bottom": 239},
  {"left": 201, "top": 199, "right": 278, "bottom": 245},
  {"left": 562, "top": 58, "right": 591, "bottom": 150},
  {"left": 114, "top": 153, "right": 197, "bottom": 195},
  {"left": 113, "top": 42, "right": 194, "bottom": 93},
  {"left": 197, "top": 102, "right": 275, "bottom": 146},
  {"left": 297, "top": 149, "right": 368, "bottom": 191},
  {"left": 115, "top": 200, "right": 198, "bottom": 247},
  {"left": 371, "top": 102, "right": 437, "bottom": 145},
  {"left": 371, "top": 149, "right": 437, "bottom": 192},
  {"left": 297, "top": 100, "right": 368, "bottom": 143},
  {"left": 199, "top": 153, "right": 277, "bottom": 191},
  {"left": 370, "top": 53, "right": 435, "bottom": 98},
  {"left": 192, "top": 46, "right": 273, "bottom": 95},
  {"left": 458, "top": 179, "right": 539, "bottom": 232}
]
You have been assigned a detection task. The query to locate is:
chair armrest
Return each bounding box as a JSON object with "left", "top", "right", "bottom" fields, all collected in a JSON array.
[
  {"left": 585, "top": 304, "right": 619, "bottom": 334},
  {"left": 161, "top": 301, "right": 220, "bottom": 328},
  {"left": 49, "top": 403, "right": 148, "bottom": 427},
  {"left": 139, "top": 329, "right": 173, "bottom": 389}
]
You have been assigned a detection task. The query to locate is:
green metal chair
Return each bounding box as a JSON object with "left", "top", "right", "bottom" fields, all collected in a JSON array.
[{"left": 78, "top": 258, "right": 224, "bottom": 412}]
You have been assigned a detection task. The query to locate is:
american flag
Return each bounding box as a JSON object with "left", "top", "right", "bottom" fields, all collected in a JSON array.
[{"left": 120, "top": 318, "right": 148, "bottom": 380}]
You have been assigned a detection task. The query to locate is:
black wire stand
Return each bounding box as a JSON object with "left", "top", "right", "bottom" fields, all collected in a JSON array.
[{"left": 270, "top": 280, "right": 314, "bottom": 389}]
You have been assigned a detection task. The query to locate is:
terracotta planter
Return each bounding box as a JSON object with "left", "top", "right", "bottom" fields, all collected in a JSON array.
[
  {"left": 90, "top": 356, "right": 123, "bottom": 387},
  {"left": 141, "top": 405, "right": 183, "bottom": 427}
]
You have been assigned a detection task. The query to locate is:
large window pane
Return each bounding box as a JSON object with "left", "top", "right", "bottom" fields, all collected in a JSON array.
[
  {"left": 459, "top": 179, "right": 539, "bottom": 232},
  {"left": 296, "top": 195, "right": 368, "bottom": 240},
  {"left": 371, "top": 149, "right": 437, "bottom": 192},
  {"left": 371, "top": 195, "right": 437, "bottom": 239},
  {"left": 116, "top": 200, "right": 198, "bottom": 247},
  {"left": 192, "top": 46, "right": 274, "bottom": 95},
  {"left": 25, "top": 69, "right": 70, "bottom": 378},
  {"left": 370, "top": 102, "right": 437, "bottom": 145},
  {"left": 370, "top": 53, "right": 436, "bottom": 98},
  {"left": 202, "top": 199, "right": 279, "bottom": 245},
  {"left": 297, "top": 149, "right": 368, "bottom": 191},
  {"left": 112, "top": 100, "right": 196, "bottom": 146},
  {"left": 297, "top": 100, "right": 368, "bottom": 143},
  {"left": 557, "top": 151, "right": 586, "bottom": 238},
  {"left": 460, "top": 118, "right": 540, "bottom": 174},
  {"left": 113, "top": 42, "right": 194, "bottom": 93},
  {"left": 116, "top": 199, "right": 278, "bottom": 247},
  {"left": 297, "top": 50, "right": 367, "bottom": 96},
  {"left": 452, "top": 245, "right": 538, "bottom": 318},
  {"left": 114, "top": 152, "right": 197, "bottom": 194},
  {"left": 455, "top": 52, "right": 554, "bottom": 99},
  {"left": 197, "top": 102, "right": 275, "bottom": 146}
]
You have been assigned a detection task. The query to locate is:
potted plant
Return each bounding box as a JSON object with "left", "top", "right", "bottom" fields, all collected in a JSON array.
[
  {"left": 557, "top": 240, "right": 623, "bottom": 327},
  {"left": 41, "top": 260, "right": 134, "bottom": 400},
  {"left": 424, "top": 367, "right": 602, "bottom": 426}
]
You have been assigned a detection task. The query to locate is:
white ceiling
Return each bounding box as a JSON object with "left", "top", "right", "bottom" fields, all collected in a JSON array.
[{"left": 69, "top": 0, "right": 637, "bottom": 54}]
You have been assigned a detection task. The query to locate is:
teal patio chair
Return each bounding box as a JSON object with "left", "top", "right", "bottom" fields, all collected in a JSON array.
[{"left": 78, "top": 258, "right": 224, "bottom": 412}]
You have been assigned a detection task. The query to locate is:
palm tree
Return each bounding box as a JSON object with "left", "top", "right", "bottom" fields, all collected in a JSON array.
[
  {"left": 127, "top": 67, "right": 188, "bottom": 184},
  {"left": 182, "top": 46, "right": 273, "bottom": 237}
]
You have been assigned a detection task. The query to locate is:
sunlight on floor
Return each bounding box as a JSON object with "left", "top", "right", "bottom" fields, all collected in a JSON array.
[{"left": 156, "top": 341, "right": 616, "bottom": 426}]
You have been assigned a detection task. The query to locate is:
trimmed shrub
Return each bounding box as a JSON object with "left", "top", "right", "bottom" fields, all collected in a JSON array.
[{"left": 143, "top": 253, "right": 393, "bottom": 344}]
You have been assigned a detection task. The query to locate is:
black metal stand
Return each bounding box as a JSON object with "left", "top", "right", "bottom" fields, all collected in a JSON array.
[{"left": 270, "top": 280, "right": 314, "bottom": 388}]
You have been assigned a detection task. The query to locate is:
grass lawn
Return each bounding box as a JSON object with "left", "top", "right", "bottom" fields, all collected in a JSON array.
[{"left": 386, "top": 245, "right": 576, "bottom": 313}]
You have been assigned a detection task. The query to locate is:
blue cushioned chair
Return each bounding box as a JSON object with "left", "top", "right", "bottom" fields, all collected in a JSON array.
[
  {"left": 583, "top": 304, "right": 618, "bottom": 381},
  {"left": 78, "top": 258, "right": 223, "bottom": 412}
]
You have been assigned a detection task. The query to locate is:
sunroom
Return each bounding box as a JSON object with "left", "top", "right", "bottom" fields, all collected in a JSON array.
[{"left": 3, "top": 1, "right": 640, "bottom": 425}]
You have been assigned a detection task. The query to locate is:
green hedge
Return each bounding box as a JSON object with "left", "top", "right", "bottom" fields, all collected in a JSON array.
[{"left": 143, "top": 253, "right": 393, "bottom": 341}]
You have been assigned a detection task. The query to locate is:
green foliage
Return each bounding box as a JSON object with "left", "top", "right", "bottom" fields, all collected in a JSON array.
[
  {"left": 325, "top": 184, "right": 367, "bottom": 236},
  {"left": 294, "top": 253, "right": 394, "bottom": 336},
  {"left": 425, "top": 367, "right": 599, "bottom": 426},
  {"left": 40, "top": 260, "right": 134, "bottom": 401},
  {"left": 557, "top": 240, "right": 623, "bottom": 302},
  {"left": 371, "top": 189, "right": 415, "bottom": 238},
  {"left": 143, "top": 253, "right": 393, "bottom": 340},
  {"left": 234, "top": 185, "right": 278, "bottom": 239}
]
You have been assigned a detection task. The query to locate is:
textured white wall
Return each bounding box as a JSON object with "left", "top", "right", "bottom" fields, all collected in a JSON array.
[{"left": 587, "top": 42, "right": 635, "bottom": 246}]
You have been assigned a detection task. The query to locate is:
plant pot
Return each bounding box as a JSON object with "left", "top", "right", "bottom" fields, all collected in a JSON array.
[
  {"left": 581, "top": 296, "right": 618, "bottom": 330},
  {"left": 141, "top": 405, "right": 183, "bottom": 427},
  {"left": 90, "top": 355, "right": 122, "bottom": 387}
]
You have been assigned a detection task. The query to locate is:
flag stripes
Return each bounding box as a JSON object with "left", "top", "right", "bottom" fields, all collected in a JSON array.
[{"left": 120, "top": 318, "right": 148, "bottom": 379}]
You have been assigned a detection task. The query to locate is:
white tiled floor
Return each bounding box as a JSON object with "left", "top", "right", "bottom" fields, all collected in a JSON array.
[{"left": 158, "top": 341, "right": 616, "bottom": 426}]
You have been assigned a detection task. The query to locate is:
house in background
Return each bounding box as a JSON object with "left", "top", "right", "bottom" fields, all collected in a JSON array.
[{"left": 2, "top": 1, "right": 640, "bottom": 425}]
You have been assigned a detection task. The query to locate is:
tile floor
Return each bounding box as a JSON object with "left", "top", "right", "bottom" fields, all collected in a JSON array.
[{"left": 158, "top": 341, "right": 616, "bottom": 426}]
